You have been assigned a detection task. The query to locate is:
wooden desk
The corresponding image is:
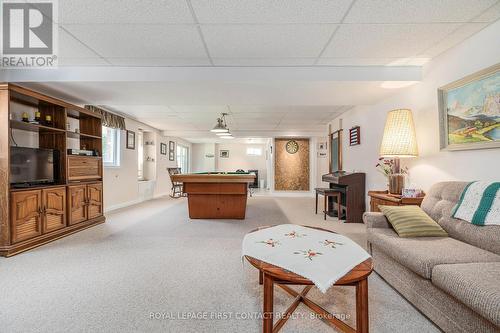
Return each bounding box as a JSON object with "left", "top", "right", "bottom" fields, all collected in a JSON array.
[
  {"left": 170, "top": 173, "right": 255, "bottom": 219},
  {"left": 368, "top": 190, "right": 425, "bottom": 212}
]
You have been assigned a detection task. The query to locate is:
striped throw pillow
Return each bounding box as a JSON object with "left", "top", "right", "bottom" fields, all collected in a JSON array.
[{"left": 379, "top": 205, "right": 448, "bottom": 238}]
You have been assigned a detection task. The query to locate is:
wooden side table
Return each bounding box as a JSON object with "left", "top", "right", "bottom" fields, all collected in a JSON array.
[
  {"left": 368, "top": 190, "right": 425, "bottom": 212},
  {"left": 245, "top": 226, "right": 373, "bottom": 333}
]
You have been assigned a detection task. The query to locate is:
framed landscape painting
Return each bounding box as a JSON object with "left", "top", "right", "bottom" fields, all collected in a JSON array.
[{"left": 438, "top": 63, "right": 500, "bottom": 151}]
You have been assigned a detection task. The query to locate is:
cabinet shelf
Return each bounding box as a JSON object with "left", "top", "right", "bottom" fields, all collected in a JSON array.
[
  {"left": 66, "top": 131, "right": 102, "bottom": 139},
  {"left": 10, "top": 120, "right": 66, "bottom": 133}
]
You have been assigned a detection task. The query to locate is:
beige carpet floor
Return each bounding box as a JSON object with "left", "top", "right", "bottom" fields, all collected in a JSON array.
[{"left": 0, "top": 196, "right": 440, "bottom": 333}]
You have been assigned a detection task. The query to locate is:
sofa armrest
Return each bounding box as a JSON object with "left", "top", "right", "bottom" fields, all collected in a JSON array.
[{"left": 363, "top": 212, "right": 391, "bottom": 229}]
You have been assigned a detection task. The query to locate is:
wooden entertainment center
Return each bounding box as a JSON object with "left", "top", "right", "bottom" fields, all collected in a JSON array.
[{"left": 0, "top": 84, "right": 105, "bottom": 257}]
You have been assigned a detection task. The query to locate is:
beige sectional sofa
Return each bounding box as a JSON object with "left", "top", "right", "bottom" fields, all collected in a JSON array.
[{"left": 363, "top": 181, "right": 500, "bottom": 333}]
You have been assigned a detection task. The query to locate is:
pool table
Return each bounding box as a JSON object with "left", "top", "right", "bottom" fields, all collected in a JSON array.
[{"left": 170, "top": 172, "right": 256, "bottom": 219}]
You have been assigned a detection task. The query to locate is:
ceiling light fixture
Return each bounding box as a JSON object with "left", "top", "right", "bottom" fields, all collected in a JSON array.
[
  {"left": 220, "top": 135, "right": 234, "bottom": 139},
  {"left": 210, "top": 113, "right": 229, "bottom": 133}
]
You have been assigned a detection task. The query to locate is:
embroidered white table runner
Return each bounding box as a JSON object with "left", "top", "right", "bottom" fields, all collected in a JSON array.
[{"left": 242, "top": 224, "right": 371, "bottom": 293}]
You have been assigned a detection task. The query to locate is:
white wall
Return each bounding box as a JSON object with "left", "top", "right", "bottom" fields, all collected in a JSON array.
[
  {"left": 327, "top": 20, "right": 500, "bottom": 196},
  {"left": 103, "top": 117, "right": 191, "bottom": 211},
  {"left": 215, "top": 143, "right": 267, "bottom": 185},
  {"left": 191, "top": 143, "right": 216, "bottom": 172}
]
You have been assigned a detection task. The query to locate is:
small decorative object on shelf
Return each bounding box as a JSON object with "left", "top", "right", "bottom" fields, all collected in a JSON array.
[
  {"left": 349, "top": 126, "right": 361, "bottom": 146},
  {"left": 402, "top": 188, "right": 424, "bottom": 198},
  {"left": 45, "top": 114, "right": 52, "bottom": 126},
  {"left": 34, "top": 111, "right": 41, "bottom": 122},
  {"left": 375, "top": 158, "right": 408, "bottom": 195},
  {"left": 22, "top": 112, "right": 29, "bottom": 122}
]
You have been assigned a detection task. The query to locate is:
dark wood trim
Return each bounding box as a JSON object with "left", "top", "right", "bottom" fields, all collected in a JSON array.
[
  {"left": 0, "top": 216, "right": 104, "bottom": 257},
  {"left": 329, "top": 129, "right": 343, "bottom": 172},
  {"left": 1, "top": 83, "right": 105, "bottom": 256},
  {"left": 0, "top": 87, "right": 10, "bottom": 246},
  {"left": 8, "top": 84, "right": 101, "bottom": 118}
]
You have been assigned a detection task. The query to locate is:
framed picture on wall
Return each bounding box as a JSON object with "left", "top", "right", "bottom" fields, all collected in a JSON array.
[
  {"left": 160, "top": 143, "right": 167, "bottom": 155},
  {"left": 169, "top": 141, "right": 175, "bottom": 161},
  {"left": 438, "top": 63, "right": 500, "bottom": 151},
  {"left": 220, "top": 150, "right": 229, "bottom": 158},
  {"left": 126, "top": 130, "right": 135, "bottom": 149}
]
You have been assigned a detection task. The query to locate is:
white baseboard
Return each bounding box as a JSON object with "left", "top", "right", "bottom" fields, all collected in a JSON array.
[
  {"left": 104, "top": 193, "right": 173, "bottom": 213},
  {"left": 104, "top": 199, "right": 142, "bottom": 213},
  {"left": 268, "top": 191, "right": 315, "bottom": 197}
]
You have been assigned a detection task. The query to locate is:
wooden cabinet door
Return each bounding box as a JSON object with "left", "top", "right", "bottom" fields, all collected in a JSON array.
[
  {"left": 68, "top": 185, "right": 87, "bottom": 225},
  {"left": 42, "top": 187, "right": 66, "bottom": 233},
  {"left": 87, "top": 183, "right": 103, "bottom": 219},
  {"left": 10, "top": 190, "right": 42, "bottom": 243}
]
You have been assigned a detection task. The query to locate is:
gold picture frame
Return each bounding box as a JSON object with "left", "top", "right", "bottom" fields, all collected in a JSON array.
[{"left": 438, "top": 63, "right": 500, "bottom": 151}]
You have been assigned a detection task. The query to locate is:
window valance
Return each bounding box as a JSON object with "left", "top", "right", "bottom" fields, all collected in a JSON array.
[{"left": 84, "top": 105, "right": 126, "bottom": 130}]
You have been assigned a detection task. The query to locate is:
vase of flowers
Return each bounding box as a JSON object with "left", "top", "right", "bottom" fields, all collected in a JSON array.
[{"left": 375, "top": 158, "right": 408, "bottom": 195}]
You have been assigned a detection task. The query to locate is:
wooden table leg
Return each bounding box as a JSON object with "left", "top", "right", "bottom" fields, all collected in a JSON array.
[
  {"left": 315, "top": 192, "right": 318, "bottom": 214},
  {"left": 263, "top": 273, "right": 274, "bottom": 333},
  {"left": 259, "top": 270, "right": 263, "bottom": 285},
  {"left": 356, "top": 278, "right": 369, "bottom": 333},
  {"left": 324, "top": 195, "right": 327, "bottom": 220}
]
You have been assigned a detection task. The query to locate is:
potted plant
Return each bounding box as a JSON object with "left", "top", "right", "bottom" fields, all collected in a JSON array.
[{"left": 376, "top": 158, "right": 408, "bottom": 195}]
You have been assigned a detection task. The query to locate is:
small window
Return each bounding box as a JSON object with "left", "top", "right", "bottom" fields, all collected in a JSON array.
[
  {"left": 102, "top": 126, "right": 120, "bottom": 167},
  {"left": 246, "top": 147, "right": 262, "bottom": 156}
]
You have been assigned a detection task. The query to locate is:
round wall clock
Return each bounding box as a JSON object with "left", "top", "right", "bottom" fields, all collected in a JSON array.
[{"left": 285, "top": 140, "right": 299, "bottom": 154}]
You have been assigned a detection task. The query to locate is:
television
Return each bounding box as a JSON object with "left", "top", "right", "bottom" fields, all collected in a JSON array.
[{"left": 10, "top": 147, "right": 59, "bottom": 187}]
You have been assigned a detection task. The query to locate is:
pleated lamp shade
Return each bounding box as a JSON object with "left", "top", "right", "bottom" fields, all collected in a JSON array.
[{"left": 380, "top": 109, "right": 418, "bottom": 157}]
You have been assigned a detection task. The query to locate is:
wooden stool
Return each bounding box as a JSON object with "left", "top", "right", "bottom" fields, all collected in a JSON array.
[{"left": 315, "top": 188, "right": 342, "bottom": 220}]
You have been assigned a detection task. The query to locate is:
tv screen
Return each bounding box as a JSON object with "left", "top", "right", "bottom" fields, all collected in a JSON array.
[{"left": 10, "top": 147, "right": 58, "bottom": 186}]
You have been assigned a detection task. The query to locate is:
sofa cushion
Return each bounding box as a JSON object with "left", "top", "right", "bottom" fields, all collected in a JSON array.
[
  {"left": 432, "top": 262, "right": 500, "bottom": 327},
  {"left": 379, "top": 205, "right": 448, "bottom": 237},
  {"left": 421, "top": 181, "right": 500, "bottom": 255},
  {"left": 367, "top": 228, "right": 500, "bottom": 279}
]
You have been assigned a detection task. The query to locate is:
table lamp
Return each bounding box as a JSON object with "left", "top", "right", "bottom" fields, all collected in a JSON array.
[{"left": 379, "top": 109, "right": 418, "bottom": 194}]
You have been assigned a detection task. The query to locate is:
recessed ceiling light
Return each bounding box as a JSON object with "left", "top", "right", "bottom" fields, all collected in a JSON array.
[{"left": 220, "top": 135, "right": 234, "bottom": 139}]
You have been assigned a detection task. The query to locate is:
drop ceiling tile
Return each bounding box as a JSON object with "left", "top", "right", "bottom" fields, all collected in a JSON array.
[
  {"left": 317, "top": 57, "right": 432, "bottom": 66},
  {"left": 234, "top": 123, "right": 278, "bottom": 130},
  {"left": 229, "top": 106, "right": 288, "bottom": 113},
  {"left": 108, "top": 105, "right": 176, "bottom": 114},
  {"left": 322, "top": 24, "right": 460, "bottom": 58},
  {"left": 170, "top": 105, "right": 228, "bottom": 113},
  {"left": 419, "top": 23, "right": 489, "bottom": 58},
  {"left": 59, "top": 28, "right": 98, "bottom": 58},
  {"left": 106, "top": 58, "right": 211, "bottom": 66},
  {"left": 202, "top": 25, "right": 336, "bottom": 58},
  {"left": 474, "top": 1, "right": 500, "bottom": 22},
  {"left": 232, "top": 112, "right": 284, "bottom": 120},
  {"left": 191, "top": 0, "right": 352, "bottom": 23},
  {"left": 64, "top": 25, "right": 206, "bottom": 58},
  {"left": 60, "top": 0, "right": 194, "bottom": 24},
  {"left": 276, "top": 123, "right": 324, "bottom": 130},
  {"left": 212, "top": 58, "right": 316, "bottom": 66},
  {"left": 344, "top": 0, "right": 497, "bottom": 23},
  {"left": 58, "top": 58, "right": 109, "bottom": 66}
]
